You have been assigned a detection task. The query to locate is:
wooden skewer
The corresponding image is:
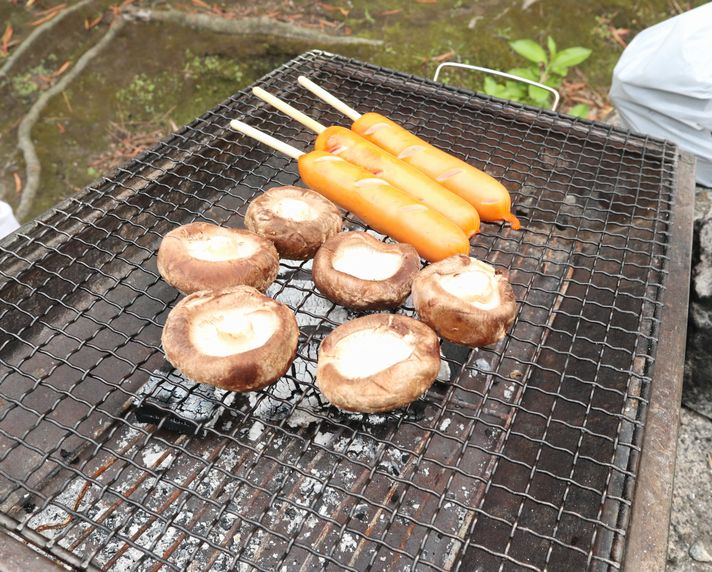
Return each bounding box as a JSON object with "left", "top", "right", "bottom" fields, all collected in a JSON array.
[
  {"left": 297, "top": 75, "right": 362, "bottom": 122},
  {"left": 229, "top": 119, "right": 304, "bottom": 160},
  {"left": 252, "top": 86, "right": 326, "bottom": 134}
]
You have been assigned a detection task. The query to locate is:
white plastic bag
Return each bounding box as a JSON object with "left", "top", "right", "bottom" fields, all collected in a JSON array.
[
  {"left": 0, "top": 201, "right": 19, "bottom": 240},
  {"left": 609, "top": 3, "right": 712, "bottom": 186}
]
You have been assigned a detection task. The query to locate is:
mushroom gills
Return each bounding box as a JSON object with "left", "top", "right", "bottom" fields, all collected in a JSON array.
[
  {"left": 439, "top": 269, "right": 501, "bottom": 311},
  {"left": 332, "top": 329, "right": 414, "bottom": 378},
  {"left": 272, "top": 198, "right": 318, "bottom": 222},
  {"left": 190, "top": 307, "right": 278, "bottom": 357},
  {"left": 332, "top": 243, "right": 403, "bottom": 281},
  {"left": 185, "top": 234, "right": 259, "bottom": 262}
]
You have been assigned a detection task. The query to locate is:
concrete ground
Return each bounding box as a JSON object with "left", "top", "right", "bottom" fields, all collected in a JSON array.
[{"left": 667, "top": 403, "right": 712, "bottom": 570}]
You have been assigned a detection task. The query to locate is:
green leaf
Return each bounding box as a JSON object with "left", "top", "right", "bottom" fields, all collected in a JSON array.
[
  {"left": 550, "top": 47, "right": 591, "bottom": 75},
  {"left": 509, "top": 39, "right": 547, "bottom": 64},
  {"left": 507, "top": 67, "right": 538, "bottom": 81},
  {"left": 483, "top": 76, "right": 502, "bottom": 96},
  {"left": 528, "top": 84, "right": 551, "bottom": 104},
  {"left": 543, "top": 76, "right": 562, "bottom": 89},
  {"left": 568, "top": 103, "right": 590, "bottom": 118},
  {"left": 504, "top": 80, "right": 527, "bottom": 100},
  {"left": 364, "top": 6, "right": 374, "bottom": 24},
  {"left": 547, "top": 36, "right": 557, "bottom": 58}
]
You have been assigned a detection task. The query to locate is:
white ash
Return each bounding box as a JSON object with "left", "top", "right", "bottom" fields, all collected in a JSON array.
[
  {"left": 141, "top": 444, "right": 175, "bottom": 471},
  {"left": 26, "top": 476, "right": 91, "bottom": 537},
  {"left": 475, "top": 358, "right": 492, "bottom": 372},
  {"left": 297, "top": 478, "right": 323, "bottom": 506},
  {"left": 339, "top": 531, "right": 358, "bottom": 552},
  {"left": 313, "top": 431, "right": 334, "bottom": 447},
  {"left": 285, "top": 407, "right": 322, "bottom": 429},
  {"left": 334, "top": 435, "right": 377, "bottom": 460},
  {"left": 116, "top": 427, "right": 141, "bottom": 450},
  {"left": 267, "top": 278, "right": 348, "bottom": 328},
  {"left": 503, "top": 383, "right": 515, "bottom": 400},
  {"left": 343, "top": 412, "right": 389, "bottom": 425},
  {"left": 317, "top": 487, "right": 341, "bottom": 517},
  {"left": 439, "top": 418, "right": 452, "bottom": 431},
  {"left": 247, "top": 420, "right": 266, "bottom": 442}
]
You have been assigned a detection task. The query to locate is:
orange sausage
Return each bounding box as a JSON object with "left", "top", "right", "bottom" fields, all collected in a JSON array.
[
  {"left": 352, "top": 112, "right": 521, "bottom": 229},
  {"left": 314, "top": 126, "right": 480, "bottom": 238},
  {"left": 298, "top": 151, "right": 470, "bottom": 262}
]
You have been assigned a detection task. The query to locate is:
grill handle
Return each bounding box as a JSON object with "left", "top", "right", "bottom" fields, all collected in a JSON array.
[{"left": 433, "top": 62, "right": 560, "bottom": 111}]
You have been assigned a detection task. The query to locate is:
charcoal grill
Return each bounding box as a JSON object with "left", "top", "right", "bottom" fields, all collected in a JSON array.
[{"left": 0, "top": 51, "right": 694, "bottom": 571}]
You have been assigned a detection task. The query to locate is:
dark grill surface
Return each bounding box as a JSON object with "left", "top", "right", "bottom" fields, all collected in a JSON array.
[{"left": 0, "top": 51, "right": 680, "bottom": 571}]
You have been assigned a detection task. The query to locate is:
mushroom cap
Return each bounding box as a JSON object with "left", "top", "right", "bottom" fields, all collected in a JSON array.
[
  {"left": 312, "top": 231, "right": 420, "bottom": 310},
  {"left": 412, "top": 255, "right": 517, "bottom": 347},
  {"left": 157, "top": 222, "right": 279, "bottom": 294},
  {"left": 162, "top": 285, "right": 299, "bottom": 392},
  {"left": 316, "top": 314, "right": 440, "bottom": 413},
  {"left": 245, "top": 186, "right": 342, "bottom": 260}
]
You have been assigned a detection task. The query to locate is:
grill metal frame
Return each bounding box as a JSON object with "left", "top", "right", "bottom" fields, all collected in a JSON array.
[{"left": 0, "top": 50, "right": 693, "bottom": 571}]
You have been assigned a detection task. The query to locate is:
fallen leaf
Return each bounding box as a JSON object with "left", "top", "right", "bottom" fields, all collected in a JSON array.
[
  {"left": 609, "top": 26, "right": 629, "bottom": 49},
  {"left": 84, "top": 14, "right": 103, "bottom": 30},
  {"left": 52, "top": 60, "right": 71, "bottom": 77},
  {"left": 191, "top": 0, "right": 209, "bottom": 8},
  {"left": 13, "top": 173, "right": 22, "bottom": 195},
  {"left": 26, "top": 0, "right": 36, "bottom": 7},
  {"left": 1, "top": 24, "right": 12, "bottom": 55},
  {"left": 707, "top": 452, "right": 712, "bottom": 470},
  {"left": 415, "top": 0, "right": 437, "bottom": 3},
  {"left": 36, "top": 3, "right": 65, "bottom": 15},
  {"left": 569, "top": 95, "right": 595, "bottom": 105},
  {"left": 319, "top": 3, "right": 349, "bottom": 16},
  {"left": 62, "top": 90, "right": 73, "bottom": 112},
  {"left": 431, "top": 50, "right": 455, "bottom": 62},
  {"left": 31, "top": 6, "right": 64, "bottom": 26},
  {"left": 380, "top": 9, "right": 402, "bottom": 16}
]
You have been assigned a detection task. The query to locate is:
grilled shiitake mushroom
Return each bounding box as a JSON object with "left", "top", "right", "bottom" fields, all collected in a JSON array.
[
  {"left": 412, "top": 255, "right": 516, "bottom": 347},
  {"left": 245, "top": 186, "right": 342, "bottom": 260},
  {"left": 162, "top": 285, "right": 298, "bottom": 392},
  {"left": 157, "top": 222, "right": 279, "bottom": 294},
  {"left": 316, "top": 314, "right": 440, "bottom": 413},
  {"left": 312, "top": 231, "right": 419, "bottom": 310}
]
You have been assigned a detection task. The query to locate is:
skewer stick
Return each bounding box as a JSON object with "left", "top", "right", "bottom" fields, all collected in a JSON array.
[
  {"left": 252, "top": 87, "right": 326, "bottom": 134},
  {"left": 229, "top": 119, "right": 304, "bottom": 160},
  {"left": 297, "top": 75, "right": 362, "bottom": 122}
]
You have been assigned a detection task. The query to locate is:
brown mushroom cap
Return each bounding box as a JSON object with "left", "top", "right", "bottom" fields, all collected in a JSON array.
[
  {"left": 412, "top": 255, "right": 517, "bottom": 347},
  {"left": 157, "top": 222, "right": 279, "bottom": 294},
  {"left": 312, "top": 231, "right": 420, "bottom": 310},
  {"left": 162, "top": 285, "right": 299, "bottom": 392},
  {"left": 245, "top": 186, "right": 342, "bottom": 260},
  {"left": 316, "top": 314, "right": 440, "bottom": 413}
]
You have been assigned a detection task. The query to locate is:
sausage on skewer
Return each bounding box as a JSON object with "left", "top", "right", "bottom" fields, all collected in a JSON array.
[
  {"left": 251, "top": 87, "right": 480, "bottom": 238},
  {"left": 296, "top": 76, "right": 521, "bottom": 230}
]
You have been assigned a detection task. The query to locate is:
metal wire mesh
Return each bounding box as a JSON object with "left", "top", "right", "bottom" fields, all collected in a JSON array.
[{"left": 0, "top": 50, "right": 679, "bottom": 571}]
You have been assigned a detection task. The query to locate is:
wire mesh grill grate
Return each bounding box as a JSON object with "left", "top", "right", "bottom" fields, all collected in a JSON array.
[{"left": 0, "top": 51, "right": 679, "bottom": 571}]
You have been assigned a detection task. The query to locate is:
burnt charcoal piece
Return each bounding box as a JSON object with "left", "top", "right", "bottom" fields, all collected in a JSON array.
[{"left": 134, "top": 362, "right": 228, "bottom": 434}]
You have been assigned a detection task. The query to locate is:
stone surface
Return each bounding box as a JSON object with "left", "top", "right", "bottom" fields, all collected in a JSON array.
[
  {"left": 689, "top": 540, "right": 712, "bottom": 563},
  {"left": 667, "top": 407, "right": 712, "bottom": 571},
  {"left": 684, "top": 186, "right": 712, "bottom": 420}
]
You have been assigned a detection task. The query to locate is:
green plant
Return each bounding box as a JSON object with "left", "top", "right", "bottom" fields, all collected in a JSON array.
[{"left": 483, "top": 37, "right": 591, "bottom": 118}]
